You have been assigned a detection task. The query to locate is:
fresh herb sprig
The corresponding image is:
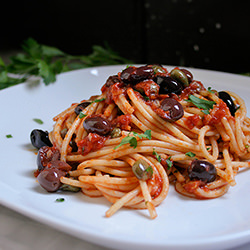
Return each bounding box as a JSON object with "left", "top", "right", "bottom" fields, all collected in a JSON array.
[
  {"left": 186, "top": 95, "right": 215, "bottom": 114},
  {"left": 0, "top": 38, "right": 132, "bottom": 90},
  {"left": 114, "top": 130, "right": 151, "bottom": 149}
]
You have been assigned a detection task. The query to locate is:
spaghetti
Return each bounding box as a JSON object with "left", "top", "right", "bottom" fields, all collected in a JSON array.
[{"left": 32, "top": 65, "right": 250, "bottom": 219}]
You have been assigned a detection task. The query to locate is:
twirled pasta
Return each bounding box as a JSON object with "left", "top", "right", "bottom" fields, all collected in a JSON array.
[{"left": 34, "top": 65, "right": 250, "bottom": 219}]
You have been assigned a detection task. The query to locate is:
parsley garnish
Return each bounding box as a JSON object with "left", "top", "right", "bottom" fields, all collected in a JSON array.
[
  {"left": 6, "top": 134, "right": 13, "bottom": 138},
  {"left": 207, "top": 87, "right": 215, "bottom": 93},
  {"left": 0, "top": 38, "right": 132, "bottom": 90},
  {"left": 33, "top": 118, "right": 44, "bottom": 124},
  {"left": 185, "top": 152, "right": 196, "bottom": 157},
  {"left": 153, "top": 148, "right": 161, "bottom": 162},
  {"left": 114, "top": 130, "right": 151, "bottom": 149},
  {"left": 166, "top": 157, "right": 173, "bottom": 170},
  {"left": 91, "top": 98, "right": 106, "bottom": 104},
  {"left": 186, "top": 95, "right": 215, "bottom": 114},
  {"left": 55, "top": 198, "right": 65, "bottom": 202},
  {"left": 79, "top": 112, "right": 87, "bottom": 119}
]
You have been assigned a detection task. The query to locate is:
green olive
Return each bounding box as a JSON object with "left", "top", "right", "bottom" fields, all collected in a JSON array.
[
  {"left": 132, "top": 158, "right": 153, "bottom": 181},
  {"left": 170, "top": 68, "right": 189, "bottom": 87},
  {"left": 151, "top": 65, "right": 166, "bottom": 74}
]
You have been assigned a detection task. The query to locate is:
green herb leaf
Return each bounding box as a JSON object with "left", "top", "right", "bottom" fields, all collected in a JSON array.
[
  {"left": 153, "top": 148, "right": 161, "bottom": 162},
  {"left": 114, "top": 130, "right": 151, "bottom": 149},
  {"left": 55, "top": 198, "right": 65, "bottom": 202},
  {"left": 33, "top": 118, "right": 44, "bottom": 124},
  {"left": 91, "top": 98, "right": 106, "bottom": 104},
  {"left": 166, "top": 157, "right": 173, "bottom": 170},
  {"left": 6, "top": 134, "right": 13, "bottom": 138},
  {"left": 207, "top": 87, "right": 215, "bottom": 93},
  {"left": 79, "top": 112, "right": 87, "bottom": 119},
  {"left": 0, "top": 38, "right": 133, "bottom": 90},
  {"left": 185, "top": 152, "right": 196, "bottom": 157},
  {"left": 187, "top": 95, "right": 215, "bottom": 113}
]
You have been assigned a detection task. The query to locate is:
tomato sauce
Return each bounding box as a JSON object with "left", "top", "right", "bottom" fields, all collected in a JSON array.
[
  {"left": 113, "top": 114, "right": 132, "bottom": 131},
  {"left": 204, "top": 99, "right": 231, "bottom": 125},
  {"left": 77, "top": 133, "right": 107, "bottom": 156},
  {"left": 185, "top": 114, "right": 202, "bottom": 129}
]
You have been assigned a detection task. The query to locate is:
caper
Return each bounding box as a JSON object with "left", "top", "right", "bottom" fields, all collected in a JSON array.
[
  {"left": 111, "top": 128, "right": 122, "bottom": 138},
  {"left": 132, "top": 158, "right": 153, "bottom": 181},
  {"left": 60, "top": 184, "right": 81, "bottom": 192},
  {"left": 170, "top": 68, "right": 189, "bottom": 87}
]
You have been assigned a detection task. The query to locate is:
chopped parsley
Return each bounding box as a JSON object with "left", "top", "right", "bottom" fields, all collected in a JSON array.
[
  {"left": 33, "top": 118, "right": 44, "bottom": 124},
  {"left": 79, "top": 112, "right": 87, "bottom": 119},
  {"left": 185, "top": 152, "right": 196, "bottom": 157},
  {"left": 153, "top": 148, "right": 161, "bottom": 162},
  {"left": 207, "top": 87, "right": 215, "bottom": 93},
  {"left": 91, "top": 98, "right": 106, "bottom": 104},
  {"left": 114, "top": 130, "right": 151, "bottom": 149},
  {"left": 55, "top": 198, "right": 65, "bottom": 202},
  {"left": 166, "top": 157, "right": 173, "bottom": 170},
  {"left": 6, "top": 134, "right": 13, "bottom": 138}
]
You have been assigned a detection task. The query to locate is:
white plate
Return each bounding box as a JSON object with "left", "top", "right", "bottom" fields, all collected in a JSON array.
[{"left": 1, "top": 65, "right": 250, "bottom": 250}]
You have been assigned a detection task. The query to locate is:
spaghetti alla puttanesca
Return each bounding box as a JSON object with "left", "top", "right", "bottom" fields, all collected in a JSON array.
[{"left": 31, "top": 65, "right": 250, "bottom": 219}]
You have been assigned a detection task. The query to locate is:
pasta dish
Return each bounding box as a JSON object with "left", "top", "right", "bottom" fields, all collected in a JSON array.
[{"left": 30, "top": 65, "right": 250, "bottom": 219}]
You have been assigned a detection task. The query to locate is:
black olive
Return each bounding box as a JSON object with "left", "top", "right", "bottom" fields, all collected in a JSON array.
[
  {"left": 30, "top": 129, "right": 52, "bottom": 149},
  {"left": 120, "top": 66, "right": 154, "bottom": 85},
  {"left": 74, "top": 101, "right": 91, "bottom": 115},
  {"left": 37, "top": 146, "right": 60, "bottom": 172},
  {"left": 83, "top": 115, "right": 112, "bottom": 135},
  {"left": 37, "top": 167, "right": 65, "bottom": 192},
  {"left": 155, "top": 75, "right": 183, "bottom": 95},
  {"left": 188, "top": 159, "right": 217, "bottom": 183},
  {"left": 105, "top": 75, "right": 120, "bottom": 87},
  {"left": 159, "top": 98, "right": 184, "bottom": 122},
  {"left": 218, "top": 91, "right": 236, "bottom": 116}
]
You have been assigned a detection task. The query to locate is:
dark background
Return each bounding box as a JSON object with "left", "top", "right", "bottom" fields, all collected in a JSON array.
[{"left": 1, "top": 0, "right": 249, "bottom": 74}]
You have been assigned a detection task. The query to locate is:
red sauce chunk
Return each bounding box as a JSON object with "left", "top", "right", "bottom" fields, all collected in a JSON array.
[
  {"left": 185, "top": 114, "right": 202, "bottom": 129},
  {"left": 134, "top": 79, "right": 159, "bottom": 99},
  {"left": 148, "top": 172, "right": 162, "bottom": 199},
  {"left": 179, "top": 81, "right": 205, "bottom": 100},
  {"left": 77, "top": 133, "right": 107, "bottom": 155},
  {"left": 203, "top": 99, "right": 231, "bottom": 125},
  {"left": 113, "top": 114, "right": 132, "bottom": 131}
]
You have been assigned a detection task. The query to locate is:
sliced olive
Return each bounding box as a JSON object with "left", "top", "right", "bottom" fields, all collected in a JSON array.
[
  {"left": 30, "top": 129, "right": 52, "bottom": 149},
  {"left": 218, "top": 91, "right": 236, "bottom": 116},
  {"left": 83, "top": 115, "right": 112, "bottom": 135},
  {"left": 132, "top": 158, "right": 153, "bottom": 181},
  {"left": 159, "top": 98, "right": 184, "bottom": 122},
  {"left": 74, "top": 101, "right": 91, "bottom": 115},
  {"left": 188, "top": 159, "right": 217, "bottom": 183},
  {"left": 155, "top": 75, "right": 183, "bottom": 95}
]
